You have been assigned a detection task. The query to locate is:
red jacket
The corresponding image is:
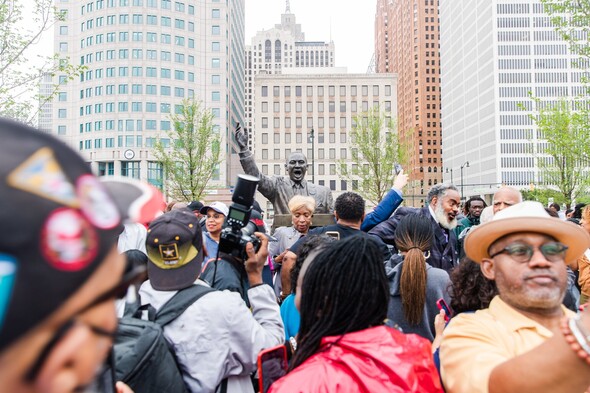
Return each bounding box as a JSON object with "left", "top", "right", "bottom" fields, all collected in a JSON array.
[{"left": 269, "top": 325, "right": 443, "bottom": 393}]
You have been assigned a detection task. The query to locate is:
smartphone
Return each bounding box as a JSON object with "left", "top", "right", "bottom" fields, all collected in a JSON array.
[
  {"left": 258, "top": 345, "right": 288, "bottom": 393},
  {"left": 325, "top": 231, "right": 340, "bottom": 240},
  {"left": 394, "top": 163, "right": 403, "bottom": 175},
  {"left": 436, "top": 298, "right": 452, "bottom": 322}
]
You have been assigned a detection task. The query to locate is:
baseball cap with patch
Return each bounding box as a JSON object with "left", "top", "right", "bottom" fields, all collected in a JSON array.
[
  {"left": 146, "top": 209, "right": 204, "bottom": 290},
  {"left": 0, "top": 119, "right": 163, "bottom": 353}
]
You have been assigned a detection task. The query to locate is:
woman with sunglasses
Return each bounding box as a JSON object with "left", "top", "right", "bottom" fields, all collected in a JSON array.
[{"left": 385, "top": 213, "right": 451, "bottom": 341}]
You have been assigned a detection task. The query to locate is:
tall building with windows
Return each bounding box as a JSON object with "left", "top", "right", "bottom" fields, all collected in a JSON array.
[
  {"left": 375, "top": 0, "right": 442, "bottom": 205},
  {"left": 52, "top": 0, "right": 245, "bottom": 190},
  {"left": 252, "top": 70, "right": 397, "bottom": 214},
  {"left": 244, "top": 2, "right": 335, "bottom": 151},
  {"left": 440, "top": 0, "right": 589, "bottom": 197}
]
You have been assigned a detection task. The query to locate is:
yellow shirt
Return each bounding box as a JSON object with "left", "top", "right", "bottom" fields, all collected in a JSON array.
[{"left": 439, "top": 296, "right": 574, "bottom": 393}]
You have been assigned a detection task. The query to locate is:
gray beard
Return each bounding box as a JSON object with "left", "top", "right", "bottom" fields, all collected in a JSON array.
[{"left": 435, "top": 203, "right": 458, "bottom": 230}]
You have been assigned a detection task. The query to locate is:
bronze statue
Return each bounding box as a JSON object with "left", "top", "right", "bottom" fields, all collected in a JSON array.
[{"left": 235, "top": 125, "right": 333, "bottom": 215}]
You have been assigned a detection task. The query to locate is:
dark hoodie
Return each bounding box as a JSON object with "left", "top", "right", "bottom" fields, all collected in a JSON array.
[{"left": 385, "top": 254, "right": 451, "bottom": 341}]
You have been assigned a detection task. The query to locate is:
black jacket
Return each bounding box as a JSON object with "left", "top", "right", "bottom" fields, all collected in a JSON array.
[{"left": 368, "top": 206, "right": 458, "bottom": 272}]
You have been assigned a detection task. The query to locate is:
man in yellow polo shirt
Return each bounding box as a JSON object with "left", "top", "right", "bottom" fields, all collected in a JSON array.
[{"left": 440, "top": 201, "right": 590, "bottom": 393}]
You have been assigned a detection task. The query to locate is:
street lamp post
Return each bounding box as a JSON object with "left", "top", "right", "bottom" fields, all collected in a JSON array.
[
  {"left": 309, "top": 128, "right": 315, "bottom": 184},
  {"left": 445, "top": 167, "right": 454, "bottom": 185},
  {"left": 460, "top": 161, "right": 470, "bottom": 199}
]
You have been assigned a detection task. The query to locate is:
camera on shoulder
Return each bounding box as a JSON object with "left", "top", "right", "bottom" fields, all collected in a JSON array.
[{"left": 218, "top": 174, "right": 262, "bottom": 259}]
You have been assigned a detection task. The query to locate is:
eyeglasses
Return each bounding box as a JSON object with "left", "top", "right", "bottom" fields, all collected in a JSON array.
[
  {"left": 25, "top": 264, "right": 146, "bottom": 382},
  {"left": 489, "top": 242, "right": 568, "bottom": 263}
]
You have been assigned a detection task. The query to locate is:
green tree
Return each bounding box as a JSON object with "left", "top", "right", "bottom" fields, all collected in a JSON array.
[
  {"left": 339, "top": 108, "right": 409, "bottom": 204},
  {"left": 521, "top": 187, "right": 567, "bottom": 206},
  {"left": 528, "top": 98, "right": 590, "bottom": 208},
  {"left": 540, "top": 0, "right": 590, "bottom": 59},
  {"left": 152, "top": 99, "right": 222, "bottom": 202},
  {"left": 0, "top": 0, "right": 84, "bottom": 124}
]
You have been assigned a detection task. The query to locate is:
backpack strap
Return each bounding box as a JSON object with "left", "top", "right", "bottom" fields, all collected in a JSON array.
[{"left": 154, "top": 284, "right": 215, "bottom": 327}]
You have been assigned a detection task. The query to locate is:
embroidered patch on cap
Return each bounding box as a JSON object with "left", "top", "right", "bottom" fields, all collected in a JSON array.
[
  {"left": 77, "top": 175, "right": 121, "bottom": 229},
  {"left": 41, "top": 208, "right": 98, "bottom": 271},
  {"left": 7, "top": 147, "right": 79, "bottom": 207},
  {"left": 147, "top": 241, "right": 199, "bottom": 270},
  {"left": 0, "top": 254, "right": 17, "bottom": 329},
  {"left": 159, "top": 244, "right": 179, "bottom": 263}
]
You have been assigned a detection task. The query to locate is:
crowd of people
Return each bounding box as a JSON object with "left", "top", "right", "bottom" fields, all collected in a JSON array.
[{"left": 4, "top": 119, "right": 590, "bottom": 393}]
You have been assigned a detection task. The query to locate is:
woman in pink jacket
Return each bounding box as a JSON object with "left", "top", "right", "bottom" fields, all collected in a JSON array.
[{"left": 269, "top": 235, "right": 443, "bottom": 393}]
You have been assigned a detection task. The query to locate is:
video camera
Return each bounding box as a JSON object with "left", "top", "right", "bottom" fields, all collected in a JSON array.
[{"left": 218, "top": 174, "right": 261, "bottom": 259}]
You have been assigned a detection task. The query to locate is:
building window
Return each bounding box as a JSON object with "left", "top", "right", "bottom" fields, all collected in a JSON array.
[
  {"left": 147, "top": 162, "right": 163, "bottom": 189},
  {"left": 121, "top": 161, "right": 140, "bottom": 179}
]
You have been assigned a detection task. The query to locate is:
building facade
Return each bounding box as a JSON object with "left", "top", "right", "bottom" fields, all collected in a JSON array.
[
  {"left": 440, "top": 0, "right": 589, "bottom": 197},
  {"left": 252, "top": 70, "right": 398, "bottom": 214},
  {"left": 51, "top": 0, "right": 245, "bottom": 190},
  {"left": 375, "top": 0, "right": 442, "bottom": 205},
  {"left": 244, "top": 3, "right": 335, "bottom": 151},
  {"left": 38, "top": 73, "right": 54, "bottom": 133}
]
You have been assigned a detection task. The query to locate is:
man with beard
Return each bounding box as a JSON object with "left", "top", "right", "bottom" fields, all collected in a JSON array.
[
  {"left": 369, "top": 184, "right": 461, "bottom": 272},
  {"left": 235, "top": 125, "right": 333, "bottom": 214},
  {"left": 440, "top": 201, "right": 590, "bottom": 393}
]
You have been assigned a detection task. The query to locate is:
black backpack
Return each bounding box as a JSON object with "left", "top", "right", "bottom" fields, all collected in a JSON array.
[{"left": 113, "top": 284, "right": 215, "bottom": 393}]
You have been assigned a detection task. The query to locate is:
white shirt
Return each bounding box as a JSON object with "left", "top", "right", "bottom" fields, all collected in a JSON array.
[{"left": 139, "top": 280, "right": 284, "bottom": 393}]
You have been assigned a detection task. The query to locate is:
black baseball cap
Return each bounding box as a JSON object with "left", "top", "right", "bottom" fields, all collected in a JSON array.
[
  {"left": 146, "top": 209, "right": 204, "bottom": 291},
  {"left": 187, "top": 201, "right": 204, "bottom": 212},
  {"left": 0, "top": 119, "right": 163, "bottom": 352}
]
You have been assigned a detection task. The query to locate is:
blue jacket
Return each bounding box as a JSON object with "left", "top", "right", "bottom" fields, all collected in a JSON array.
[{"left": 360, "top": 187, "right": 404, "bottom": 232}]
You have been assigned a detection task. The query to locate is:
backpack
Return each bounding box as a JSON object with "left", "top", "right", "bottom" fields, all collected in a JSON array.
[{"left": 113, "top": 284, "right": 215, "bottom": 393}]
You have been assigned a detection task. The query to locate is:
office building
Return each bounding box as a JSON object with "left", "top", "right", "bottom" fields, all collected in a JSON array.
[
  {"left": 440, "top": 0, "right": 589, "bottom": 197},
  {"left": 252, "top": 70, "right": 397, "bottom": 214},
  {"left": 375, "top": 0, "right": 442, "bottom": 205},
  {"left": 245, "top": 2, "right": 335, "bottom": 150},
  {"left": 51, "top": 0, "right": 245, "bottom": 190}
]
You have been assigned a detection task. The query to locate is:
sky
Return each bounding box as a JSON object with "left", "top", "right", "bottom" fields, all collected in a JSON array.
[{"left": 245, "top": 0, "right": 377, "bottom": 73}]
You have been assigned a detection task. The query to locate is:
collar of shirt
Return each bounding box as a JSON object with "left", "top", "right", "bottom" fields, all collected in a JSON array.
[
  {"left": 290, "top": 179, "right": 306, "bottom": 189},
  {"left": 487, "top": 295, "right": 573, "bottom": 338}
]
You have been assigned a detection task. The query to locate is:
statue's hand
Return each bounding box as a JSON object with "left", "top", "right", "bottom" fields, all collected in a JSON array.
[{"left": 235, "top": 123, "right": 249, "bottom": 151}]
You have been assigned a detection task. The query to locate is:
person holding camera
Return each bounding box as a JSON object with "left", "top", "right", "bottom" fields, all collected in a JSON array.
[{"left": 140, "top": 209, "right": 284, "bottom": 392}]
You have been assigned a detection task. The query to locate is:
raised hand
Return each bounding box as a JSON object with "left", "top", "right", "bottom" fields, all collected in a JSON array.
[{"left": 234, "top": 123, "right": 249, "bottom": 152}]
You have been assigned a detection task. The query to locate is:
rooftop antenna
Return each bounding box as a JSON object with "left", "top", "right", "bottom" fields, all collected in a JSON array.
[{"left": 286, "top": 0, "right": 290, "bottom": 13}]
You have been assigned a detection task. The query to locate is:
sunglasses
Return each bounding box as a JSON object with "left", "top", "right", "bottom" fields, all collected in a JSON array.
[
  {"left": 25, "top": 264, "right": 146, "bottom": 382},
  {"left": 489, "top": 242, "right": 568, "bottom": 263}
]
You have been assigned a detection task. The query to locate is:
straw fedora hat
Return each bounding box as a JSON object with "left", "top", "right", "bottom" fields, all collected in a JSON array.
[{"left": 464, "top": 201, "right": 590, "bottom": 264}]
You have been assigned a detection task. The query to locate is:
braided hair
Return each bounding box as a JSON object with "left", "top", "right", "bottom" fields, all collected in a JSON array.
[{"left": 290, "top": 235, "right": 389, "bottom": 370}]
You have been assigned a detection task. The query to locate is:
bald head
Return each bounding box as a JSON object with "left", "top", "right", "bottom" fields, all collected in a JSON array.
[{"left": 492, "top": 187, "right": 522, "bottom": 214}]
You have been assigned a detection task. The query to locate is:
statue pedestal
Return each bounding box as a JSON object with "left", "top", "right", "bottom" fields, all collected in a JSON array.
[{"left": 271, "top": 214, "right": 335, "bottom": 232}]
